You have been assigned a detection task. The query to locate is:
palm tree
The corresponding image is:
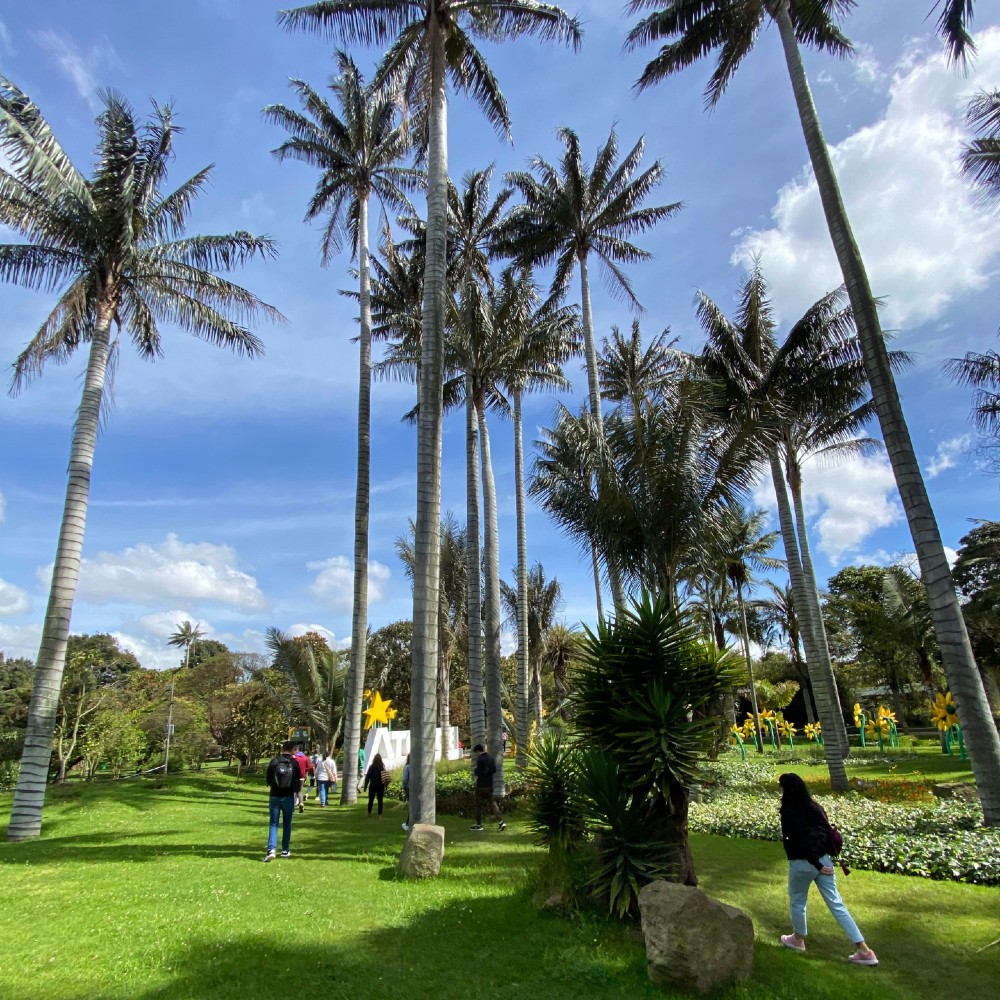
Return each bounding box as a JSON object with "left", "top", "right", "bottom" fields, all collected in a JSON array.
[
  {"left": 279, "top": 0, "right": 581, "bottom": 830},
  {"left": 501, "top": 562, "right": 564, "bottom": 733},
  {"left": 696, "top": 264, "right": 872, "bottom": 783},
  {"left": 495, "top": 268, "right": 579, "bottom": 765},
  {"left": 164, "top": 620, "right": 205, "bottom": 773},
  {"left": 264, "top": 629, "right": 346, "bottom": 752},
  {"left": 540, "top": 622, "right": 581, "bottom": 710},
  {"left": 168, "top": 621, "right": 205, "bottom": 671},
  {"left": 264, "top": 52, "right": 416, "bottom": 807},
  {"left": 502, "top": 126, "right": 680, "bottom": 613},
  {"left": 1, "top": 82, "right": 281, "bottom": 841},
  {"left": 626, "top": 0, "right": 1000, "bottom": 823}
]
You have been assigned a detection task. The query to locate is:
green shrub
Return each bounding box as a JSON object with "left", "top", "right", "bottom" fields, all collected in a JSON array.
[{"left": 524, "top": 731, "right": 583, "bottom": 851}]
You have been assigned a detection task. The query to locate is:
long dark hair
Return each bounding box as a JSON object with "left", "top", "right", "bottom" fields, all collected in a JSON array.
[
  {"left": 370, "top": 753, "right": 384, "bottom": 771},
  {"left": 778, "top": 772, "right": 814, "bottom": 815}
]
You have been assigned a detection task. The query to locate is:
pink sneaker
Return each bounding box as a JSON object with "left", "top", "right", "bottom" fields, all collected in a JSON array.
[
  {"left": 781, "top": 934, "right": 805, "bottom": 952},
  {"left": 849, "top": 950, "right": 879, "bottom": 966}
]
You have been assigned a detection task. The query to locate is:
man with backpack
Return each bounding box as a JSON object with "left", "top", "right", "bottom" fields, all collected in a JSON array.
[
  {"left": 264, "top": 740, "right": 302, "bottom": 862},
  {"left": 470, "top": 744, "right": 506, "bottom": 833}
]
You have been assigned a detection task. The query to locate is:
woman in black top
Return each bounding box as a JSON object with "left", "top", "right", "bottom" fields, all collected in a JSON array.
[
  {"left": 363, "top": 752, "right": 387, "bottom": 819},
  {"left": 778, "top": 773, "right": 877, "bottom": 965}
]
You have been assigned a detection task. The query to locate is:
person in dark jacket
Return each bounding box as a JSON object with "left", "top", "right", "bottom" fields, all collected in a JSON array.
[
  {"left": 363, "top": 752, "right": 387, "bottom": 818},
  {"left": 264, "top": 740, "right": 302, "bottom": 862},
  {"left": 470, "top": 744, "right": 506, "bottom": 832},
  {"left": 778, "top": 773, "right": 877, "bottom": 965}
]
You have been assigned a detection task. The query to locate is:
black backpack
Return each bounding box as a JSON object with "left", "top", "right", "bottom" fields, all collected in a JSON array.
[{"left": 272, "top": 755, "right": 295, "bottom": 792}]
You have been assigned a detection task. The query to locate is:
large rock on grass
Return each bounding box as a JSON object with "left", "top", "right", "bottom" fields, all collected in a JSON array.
[
  {"left": 398, "top": 823, "right": 445, "bottom": 879},
  {"left": 638, "top": 880, "right": 753, "bottom": 994}
]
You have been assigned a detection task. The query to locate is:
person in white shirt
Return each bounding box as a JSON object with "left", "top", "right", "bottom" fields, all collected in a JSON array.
[{"left": 315, "top": 749, "right": 338, "bottom": 807}]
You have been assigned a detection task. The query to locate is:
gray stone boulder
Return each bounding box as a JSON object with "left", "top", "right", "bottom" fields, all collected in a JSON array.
[
  {"left": 932, "top": 782, "right": 978, "bottom": 802},
  {"left": 638, "top": 880, "right": 754, "bottom": 995},
  {"left": 398, "top": 823, "right": 445, "bottom": 878}
]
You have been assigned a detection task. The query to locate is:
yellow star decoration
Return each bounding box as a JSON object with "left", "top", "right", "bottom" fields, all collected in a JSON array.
[
  {"left": 929, "top": 691, "right": 959, "bottom": 732},
  {"left": 363, "top": 691, "right": 393, "bottom": 730},
  {"left": 386, "top": 707, "right": 398, "bottom": 722}
]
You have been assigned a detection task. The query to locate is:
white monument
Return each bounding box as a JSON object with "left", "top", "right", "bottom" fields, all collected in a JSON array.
[{"left": 362, "top": 726, "right": 462, "bottom": 769}]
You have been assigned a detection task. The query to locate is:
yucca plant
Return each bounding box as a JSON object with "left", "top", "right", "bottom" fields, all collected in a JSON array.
[
  {"left": 573, "top": 592, "right": 740, "bottom": 890},
  {"left": 524, "top": 730, "right": 583, "bottom": 852}
]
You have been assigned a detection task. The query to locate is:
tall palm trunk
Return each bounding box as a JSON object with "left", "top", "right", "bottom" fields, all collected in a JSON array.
[
  {"left": 410, "top": 31, "right": 447, "bottom": 828},
  {"left": 8, "top": 308, "right": 113, "bottom": 841},
  {"left": 465, "top": 385, "right": 486, "bottom": 749},
  {"left": 736, "top": 585, "right": 765, "bottom": 753},
  {"left": 342, "top": 194, "right": 372, "bottom": 806},
  {"left": 577, "top": 253, "right": 615, "bottom": 616},
  {"left": 477, "top": 397, "right": 505, "bottom": 797},
  {"left": 513, "top": 389, "right": 530, "bottom": 767},
  {"left": 771, "top": 0, "right": 1000, "bottom": 823},
  {"left": 769, "top": 450, "right": 848, "bottom": 790},
  {"left": 786, "top": 448, "right": 846, "bottom": 743}
]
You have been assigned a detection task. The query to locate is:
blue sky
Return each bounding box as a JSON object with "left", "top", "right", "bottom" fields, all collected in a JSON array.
[{"left": 1, "top": 1, "right": 998, "bottom": 669}]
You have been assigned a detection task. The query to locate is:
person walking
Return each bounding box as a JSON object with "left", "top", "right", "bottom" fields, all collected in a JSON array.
[
  {"left": 363, "top": 752, "right": 388, "bottom": 819},
  {"left": 470, "top": 744, "right": 506, "bottom": 833},
  {"left": 778, "top": 773, "right": 877, "bottom": 965},
  {"left": 264, "top": 740, "right": 301, "bottom": 862},
  {"left": 316, "top": 748, "right": 338, "bottom": 807},
  {"left": 292, "top": 745, "right": 311, "bottom": 812}
]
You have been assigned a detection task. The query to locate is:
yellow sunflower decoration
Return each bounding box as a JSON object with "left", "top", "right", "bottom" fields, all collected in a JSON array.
[
  {"left": 804, "top": 721, "right": 822, "bottom": 743},
  {"left": 853, "top": 702, "right": 866, "bottom": 728},
  {"left": 777, "top": 717, "right": 797, "bottom": 740},
  {"left": 929, "top": 691, "right": 959, "bottom": 731}
]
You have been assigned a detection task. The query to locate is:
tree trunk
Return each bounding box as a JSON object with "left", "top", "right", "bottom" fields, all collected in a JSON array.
[
  {"left": 590, "top": 541, "right": 604, "bottom": 622},
  {"left": 341, "top": 194, "right": 373, "bottom": 806},
  {"left": 772, "top": 0, "right": 1000, "bottom": 823},
  {"left": 465, "top": 384, "right": 486, "bottom": 750},
  {"left": 736, "top": 587, "right": 765, "bottom": 753},
  {"left": 513, "top": 390, "right": 530, "bottom": 768},
  {"left": 8, "top": 308, "right": 113, "bottom": 840},
  {"left": 477, "top": 399, "right": 505, "bottom": 798},
  {"left": 409, "top": 30, "right": 447, "bottom": 830},
  {"left": 769, "top": 450, "right": 848, "bottom": 790},
  {"left": 787, "top": 449, "right": 848, "bottom": 748}
]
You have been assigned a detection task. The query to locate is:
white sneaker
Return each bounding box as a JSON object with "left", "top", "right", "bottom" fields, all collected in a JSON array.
[
  {"left": 264, "top": 850, "right": 276, "bottom": 863},
  {"left": 402, "top": 822, "right": 410, "bottom": 832}
]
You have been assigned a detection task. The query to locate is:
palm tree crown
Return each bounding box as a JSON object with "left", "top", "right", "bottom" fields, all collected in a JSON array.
[
  {"left": 625, "top": 1, "right": 854, "bottom": 107},
  {"left": 263, "top": 51, "right": 418, "bottom": 262}
]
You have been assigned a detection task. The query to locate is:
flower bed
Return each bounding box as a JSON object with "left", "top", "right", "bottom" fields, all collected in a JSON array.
[{"left": 690, "top": 790, "right": 1000, "bottom": 885}]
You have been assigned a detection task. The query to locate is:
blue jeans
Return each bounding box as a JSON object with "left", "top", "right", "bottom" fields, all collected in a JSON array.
[
  {"left": 267, "top": 794, "right": 294, "bottom": 853},
  {"left": 787, "top": 856, "right": 863, "bottom": 943},
  {"left": 318, "top": 780, "right": 335, "bottom": 806}
]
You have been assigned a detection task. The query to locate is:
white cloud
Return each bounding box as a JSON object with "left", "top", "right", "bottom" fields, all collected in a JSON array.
[
  {"left": 756, "top": 453, "right": 902, "bottom": 564},
  {"left": 0, "top": 622, "right": 41, "bottom": 661},
  {"left": 733, "top": 29, "right": 1000, "bottom": 338},
  {"left": 927, "top": 433, "right": 972, "bottom": 477},
  {"left": 0, "top": 579, "right": 31, "bottom": 616},
  {"left": 135, "top": 610, "right": 204, "bottom": 639},
  {"left": 31, "top": 30, "right": 120, "bottom": 111},
  {"left": 37, "top": 533, "right": 268, "bottom": 611},
  {"left": 307, "top": 557, "right": 391, "bottom": 613}
]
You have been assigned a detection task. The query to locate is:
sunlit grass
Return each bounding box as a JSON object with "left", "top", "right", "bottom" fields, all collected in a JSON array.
[{"left": 0, "top": 768, "right": 996, "bottom": 1000}]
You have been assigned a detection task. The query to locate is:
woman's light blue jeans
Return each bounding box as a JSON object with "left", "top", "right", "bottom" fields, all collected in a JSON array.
[{"left": 787, "top": 856, "right": 863, "bottom": 943}]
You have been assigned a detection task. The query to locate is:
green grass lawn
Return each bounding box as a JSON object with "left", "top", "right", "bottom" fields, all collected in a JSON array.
[{"left": 1, "top": 769, "right": 996, "bottom": 1000}]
